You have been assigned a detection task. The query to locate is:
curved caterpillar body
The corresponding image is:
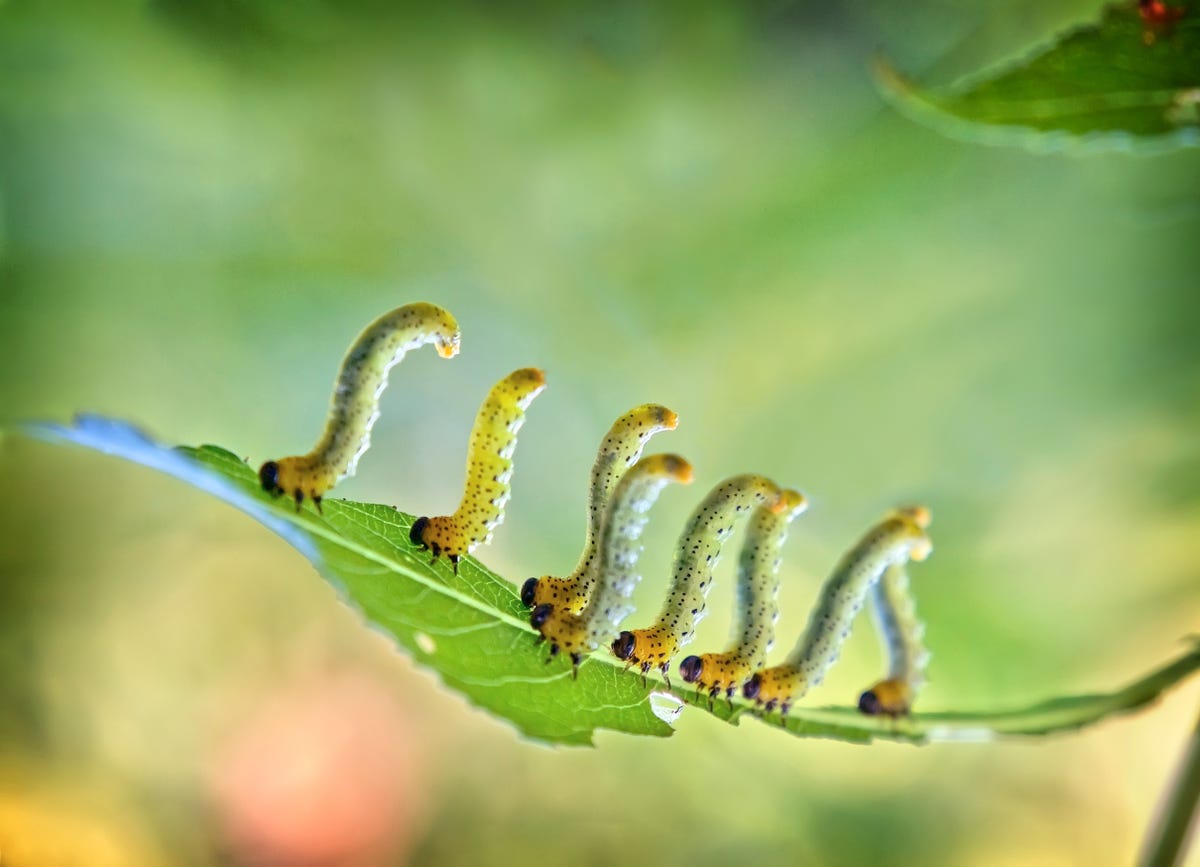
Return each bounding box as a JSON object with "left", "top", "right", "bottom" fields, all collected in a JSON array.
[
  {"left": 259, "top": 302, "right": 461, "bottom": 511},
  {"left": 678, "top": 489, "right": 807, "bottom": 703},
  {"left": 410, "top": 367, "right": 547, "bottom": 572},
  {"left": 611, "top": 474, "right": 786, "bottom": 681},
  {"left": 858, "top": 562, "right": 930, "bottom": 717},
  {"left": 531, "top": 453, "right": 694, "bottom": 673},
  {"left": 743, "top": 506, "right": 932, "bottom": 718},
  {"left": 521, "top": 404, "right": 679, "bottom": 615}
]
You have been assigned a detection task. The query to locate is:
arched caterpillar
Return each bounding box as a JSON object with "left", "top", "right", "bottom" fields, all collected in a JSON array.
[
  {"left": 521, "top": 403, "right": 679, "bottom": 615},
  {"left": 531, "top": 453, "right": 694, "bottom": 673},
  {"left": 259, "top": 302, "right": 461, "bottom": 512},
  {"left": 611, "top": 474, "right": 786, "bottom": 682},
  {"left": 678, "top": 489, "right": 808, "bottom": 704},
  {"left": 410, "top": 367, "right": 547, "bottom": 572},
  {"left": 743, "top": 506, "right": 932, "bottom": 718},
  {"left": 858, "top": 562, "right": 930, "bottom": 717}
]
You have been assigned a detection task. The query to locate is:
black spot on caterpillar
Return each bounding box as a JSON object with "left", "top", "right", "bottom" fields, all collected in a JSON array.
[{"left": 259, "top": 302, "right": 460, "bottom": 512}]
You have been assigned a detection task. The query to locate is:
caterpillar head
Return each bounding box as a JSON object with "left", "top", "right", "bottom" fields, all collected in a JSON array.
[
  {"left": 678, "top": 654, "right": 704, "bottom": 684},
  {"left": 258, "top": 460, "right": 282, "bottom": 496},
  {"left": 434, "top": 330, "right": 461, "bottom": 359},
  {"left": 520, "top": 577, "right": 540, "bottom": 608},
  {"left": 408, "top": 516, "right": 430, "bottom": 547},
  {"left": 530, "top": 603, "right": 554, "bottom": 630}
]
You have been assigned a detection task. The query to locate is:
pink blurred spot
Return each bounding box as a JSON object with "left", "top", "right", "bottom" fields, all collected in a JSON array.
[{"left": 210, "top": 673, "right": 425, "bottom": 866}]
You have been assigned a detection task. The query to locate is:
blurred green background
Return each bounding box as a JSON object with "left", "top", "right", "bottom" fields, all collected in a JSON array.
[{"left": 2, "top": 1, "right": 1199, "bottom": 864}]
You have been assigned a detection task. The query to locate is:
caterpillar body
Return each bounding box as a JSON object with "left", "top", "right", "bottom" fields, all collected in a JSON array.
[
  {"left": 259, "top": 302, "right": 461, "bottom": 511},
  {"left": 611, "top": 474, "right": 786, "bottom": 682},
  {"left": 410, "top": 367, "right": 547, "bottom": 572},
  {"left": 521, "top": 404, "right": 679, "bottom": 615},
  {"left": 858, "top": 563, "right": 930, "bottom": 717},
  {"left": 531, "top": 453, "right": 694, "bottom": 673},
  {"left": 678, "top": 489, "right": 808, "bottom": 703},
  {"left": 742, "top": 506, "right": 932, "bottom": 717}
]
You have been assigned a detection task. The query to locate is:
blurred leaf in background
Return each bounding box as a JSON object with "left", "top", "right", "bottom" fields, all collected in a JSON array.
[
  {"left": 2, "top": 1, "right": 1199, "bottom": 865},
  {"left": 878, "top": 0, "right": 1200, "bottom": 150}
]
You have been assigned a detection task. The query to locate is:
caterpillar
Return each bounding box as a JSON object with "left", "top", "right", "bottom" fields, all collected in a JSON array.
[
  {"left": 743, "top": 506, "right": 932, "bottom": 718},
  {"left": 409, "top": 367, "right": 547, "bottom": 572},
  {"left": 531, "top": 453, "right": 694, "bottom": 674},
  {"left": 678, "top": 489, "right": 808, "bottom": 704},
  {"left": 520, "top": 403, "right": 679, "bottom": 615},
  {"left": 611, "top": 474, "right": 786, "bottom": 683},
  {"left": 857, "top": 562, "right": 930, "bottom": 717},
  {"left": 259, "top": 302, "right": 461, "bottom": 512}
]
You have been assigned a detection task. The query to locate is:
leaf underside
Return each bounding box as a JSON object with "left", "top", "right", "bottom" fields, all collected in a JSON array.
[
  {"left": 17, "top": 415, "right": 1200, "bottom": 747},
  {"left": 877, "top": 2, "right": 1200, "bottom": 151}
]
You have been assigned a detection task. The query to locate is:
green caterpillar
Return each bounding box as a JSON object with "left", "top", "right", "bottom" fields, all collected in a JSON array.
[
  {"left": 521, "top": 403, "right": 679, "bottom": 614},
  {"left": 858, "top": 562, "right": 930, "bottom": 717},
  {"left": 678, "top": 489, "right": 808, "bottom": 705},
  {"left": 259, "top": 302, "right": 460, "bottom": 512},
  {"left": 744, "top": 507, "right": 933, "bottom": 719},
  {"left": 611, "top": 474, "right": 787, "bottom": 683},
  {"left": 410, "top": 368, "right": 547, "bottom": 572}
]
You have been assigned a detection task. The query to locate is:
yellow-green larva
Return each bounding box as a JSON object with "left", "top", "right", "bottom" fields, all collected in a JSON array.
[
  {"left": 520, "top": 403, "right": 679, "bottom": 614},
  {"left": 678, "top": 489, "right": 808, "bottom": 703},
  {"left": 857, "top": 562, "right": 930, "bottom": 717},
  {"left": 743, "top": 506, "right": 932, "bottom": 718},
  {"left": 410, "top": 367, "right": 547, "bottom": 572},
  {"left": 259, "top": 302, "right": 461, "bottom": 512},
  {"left": 531, "top": 453, "right": 694, "bottom": 674},
  {"left": 611, "top": 474, "right": 786, "bottom": 682}
]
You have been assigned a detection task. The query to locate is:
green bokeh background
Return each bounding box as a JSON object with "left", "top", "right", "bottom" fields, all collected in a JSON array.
[{"left": 2, "top": 2, "right": 1199, "bottom": 864}]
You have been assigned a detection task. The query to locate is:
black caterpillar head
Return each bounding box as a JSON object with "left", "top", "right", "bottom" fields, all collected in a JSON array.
[
  {"left": 611, "top": 631, "right": 636, "bottom": 661},
  {"left": 520, "top": 577, "right": 539, "bottom": 608},
  {"left": 678, "top": 655, "right": 704, "bottom": 684},
  {"left": 258, "top": 461, "right": 282, "bottom": 496}
]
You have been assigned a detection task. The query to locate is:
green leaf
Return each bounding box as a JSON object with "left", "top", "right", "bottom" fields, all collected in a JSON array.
[
  {"left": 17, "top": 415, "right": 1200, "bottom": 746},
  {"left": 877, "top": 3, "right": 1200, "bottom": 152}
]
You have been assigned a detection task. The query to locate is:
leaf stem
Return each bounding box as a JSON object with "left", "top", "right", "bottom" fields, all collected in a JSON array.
[{"left": 1140, "top": 702, "right": 1200, "bottom": 867}]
